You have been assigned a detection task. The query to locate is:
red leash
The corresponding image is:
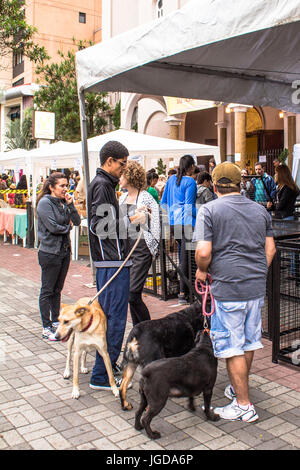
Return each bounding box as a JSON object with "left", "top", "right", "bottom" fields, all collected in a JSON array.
[{"left": 195, "top": 274, "right": 215, "bottom": 331}]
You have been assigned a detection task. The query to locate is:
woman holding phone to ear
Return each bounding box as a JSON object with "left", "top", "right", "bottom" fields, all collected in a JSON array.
[{"left": 36, "top": 172, "right": 81, "bottom": 340}]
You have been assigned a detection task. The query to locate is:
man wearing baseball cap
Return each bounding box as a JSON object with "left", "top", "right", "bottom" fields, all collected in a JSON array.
[{"left": 193, "top": 162, "right": 276, "bottom": 422}]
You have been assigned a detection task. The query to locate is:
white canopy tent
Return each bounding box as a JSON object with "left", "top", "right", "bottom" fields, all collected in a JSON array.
[
  {"left": 76, "top": 0, "right": 300, "bottom": 112},
  {"left": 0, "top": 148, "right": 31, "bottom": 187},
  {"left": 292, "top": 144, "right": 300, "bottom": 188},
  {"left": 83, "top": 129, "right": 220, "bottom": 176},
  {"left": 75, "top": 0, "right": 300, "bottom": 200},
  {"left": 0, "top": 142, "right": 79, "bottom": 206},
  {"left": 0, "top": 131, "right": 219, "bottom": 253},
  {"left": 0, "top": 130, "right": 220, "bottom": 197}
]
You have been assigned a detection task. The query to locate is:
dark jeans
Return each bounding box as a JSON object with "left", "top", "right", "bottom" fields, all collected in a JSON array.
[
  {"left": 91, "top": 266, "right": 130, "bottom": 385},
  {"left": 171, "top": 225, "right": 193, "bottom": 297},
  {"left": 129, "top": 292, "right": 151, "bottom": 326},
  {"left": 38, "top": 250, "right": 70, "bottom": 328}
]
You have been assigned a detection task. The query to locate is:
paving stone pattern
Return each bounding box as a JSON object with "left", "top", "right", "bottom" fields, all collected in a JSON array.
[{"left": 0, "top": 242, "right": 300, "bottom": 450}]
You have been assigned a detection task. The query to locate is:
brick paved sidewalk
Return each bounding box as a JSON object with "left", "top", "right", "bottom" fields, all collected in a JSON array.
[{"left": 0, "top": 240, "right": 300, "bottom": 450}]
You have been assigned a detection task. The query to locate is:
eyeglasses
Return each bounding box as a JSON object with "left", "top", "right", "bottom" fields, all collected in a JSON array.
[{"left": 112, "top": 158, "right": 127, "bottom": 167}]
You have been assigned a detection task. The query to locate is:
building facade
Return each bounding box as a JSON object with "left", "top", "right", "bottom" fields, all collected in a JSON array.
[{"left": 0, "top": 0, "right": 102, "bottom": 151}]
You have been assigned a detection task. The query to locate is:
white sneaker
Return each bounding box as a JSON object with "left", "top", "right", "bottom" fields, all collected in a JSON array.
[
  {"left": 224, "top": 384, "right": 237, "bottom": 401},
  {"left": 42, "top": 326, "right": 59, "bottom": 341},
  {"left": 52, "top": 322, "right": 60, "bottom": 330},
  {"left": 89, "top": 376, "right": 132, "bottom": 390},
  {"left": 214, "top": 399, "right": 259, "bottom": 422}
]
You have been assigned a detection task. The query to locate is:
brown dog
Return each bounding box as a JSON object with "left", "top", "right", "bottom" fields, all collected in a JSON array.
[{"left": 55, "top": 297, "right": 118, "bottom": 399}]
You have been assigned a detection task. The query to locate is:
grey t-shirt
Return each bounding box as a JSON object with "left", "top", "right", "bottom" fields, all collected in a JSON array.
[{"left": 193, "top": 194, "right": 273, "bottom": 301}]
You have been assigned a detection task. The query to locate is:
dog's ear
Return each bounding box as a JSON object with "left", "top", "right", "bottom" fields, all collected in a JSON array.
[
  {"left": 74, "top": 306, "right": 89, "bottom": 316},
  {"left": 194, "top": 331, "right": 202, "bottom": 345}
]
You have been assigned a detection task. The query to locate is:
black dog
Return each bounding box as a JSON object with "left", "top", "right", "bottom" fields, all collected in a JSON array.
[
  {"left": 120, "top": 301, "right": 204, "bottom": 410},
  {"left": 135, "top": 330, "right": 219, "bottom": 440},
  {"left": 166, "top": 269, "right": 180, "bottom": 295}
]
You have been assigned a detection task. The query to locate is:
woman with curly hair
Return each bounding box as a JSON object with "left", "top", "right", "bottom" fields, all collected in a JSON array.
[{"left": 119, "top": 161, "right": 160, "bottom": 325}]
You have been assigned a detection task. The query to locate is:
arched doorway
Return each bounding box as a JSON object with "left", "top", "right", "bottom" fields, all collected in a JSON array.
[
  {"left": 144, "top": 111, "right": 170, "bottom": 138},
  {"left": 246, "top": 107, "right": 263, "bottom": 156},
  {"left": 246, "top": 107, "right": 284, "bottom": 174}
]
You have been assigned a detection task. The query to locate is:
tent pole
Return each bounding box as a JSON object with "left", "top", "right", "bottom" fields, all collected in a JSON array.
[{"left": 79, "top": 90, "right": 96, "bottom": 286}]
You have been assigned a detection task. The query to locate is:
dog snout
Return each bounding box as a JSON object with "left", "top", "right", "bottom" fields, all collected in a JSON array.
[{"left": 55, "top": 332, "right": 60, "bottom": 340}]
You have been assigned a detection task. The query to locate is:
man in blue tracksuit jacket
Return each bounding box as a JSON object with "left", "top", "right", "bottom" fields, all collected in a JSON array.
[
  {"left": 251, "top": 162, "right": 276, "bottom": 204},
  {"left": 88, "top": 140, "right": 145, "bottom": 390}
]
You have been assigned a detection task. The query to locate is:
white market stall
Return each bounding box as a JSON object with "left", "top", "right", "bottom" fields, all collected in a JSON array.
[
  {"left": 0, "top": 149, "right": 31, "bottom": 246},
  {"left": 0, "top": 130, "right": 220, "bottom": 192},
  {"left": 0, "top": 142, "right": 80, "bottom": 250},
  {"left": 0, "top": 131, "right": 219, "bottom": 255},
  {"left": 80, "top": 129, "right": 220, "bottom": 177}
]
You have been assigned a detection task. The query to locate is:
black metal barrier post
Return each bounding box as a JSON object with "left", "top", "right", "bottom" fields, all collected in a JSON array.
[
  {"left": 160, "top": 238, "right": 168, "bottom": 301},
  {"left": 26, "top": 201, "right": 35, "bottom": 248},
  {"left": 271, "top": 240, "right": 300, "bottom": 367},
  {"left": 271, "top": 250, "right": 281, "bottom": 363}
]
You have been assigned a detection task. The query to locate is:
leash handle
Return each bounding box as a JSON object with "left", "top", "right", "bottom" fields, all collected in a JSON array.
[
  {"left": 195, "top": 275, "right": 215, "bottom": 317},
  {"left": 88, "top": 230, "right": 143, "bottom": 305}
]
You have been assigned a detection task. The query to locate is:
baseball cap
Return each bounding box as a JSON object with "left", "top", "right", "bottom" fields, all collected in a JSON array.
[{"left": 212, "top": 162, "right": 241, "bottom": 187}]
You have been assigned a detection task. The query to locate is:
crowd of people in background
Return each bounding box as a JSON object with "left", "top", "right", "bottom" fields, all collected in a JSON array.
[
  {"left": 1, "top": 150, "right": 299, "bottom": 335},
  {"left": 1, "top": 156, "right": 299, "bottom": 222}
]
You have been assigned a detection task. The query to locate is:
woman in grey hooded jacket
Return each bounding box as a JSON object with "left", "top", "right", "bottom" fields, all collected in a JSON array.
[{"left": 36, "top": 172, "right": 80, "bottom": 340}]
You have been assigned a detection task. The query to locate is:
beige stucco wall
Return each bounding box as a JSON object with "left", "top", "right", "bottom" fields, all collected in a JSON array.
[
  {"left": 185, "top": 107, "right": 218, "bottom": 145},
  {"left": 109, "top": 0, "right": 190, "bottom": 138},
  {"left": 262, "top": 107, "right": 284, "bottom": 130},
  {"left": 110, "top": 0, "right": 189, "bottom": 35},
  {"left": 9, "top": 0, "right": 102, "bottom": 86},
  {"left": 0, "top": 1, "right": 102, "bottom": 151}
]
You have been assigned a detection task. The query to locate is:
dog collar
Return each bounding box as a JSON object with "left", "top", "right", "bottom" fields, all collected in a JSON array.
[{"left": 81, "top": 315, "right": 93, "bottom": 333}]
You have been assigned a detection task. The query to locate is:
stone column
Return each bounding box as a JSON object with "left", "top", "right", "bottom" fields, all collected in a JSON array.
[
  {"left": 217, "top": 106, "right": 228, "bottom": 162},
  {"left": 287, "top": 113, "right": 296, "bottom": 171},
  {"left": 216, "top": 122, "right": 227, "bottom": 163},
  {"left": 229, "top": 105, "right": 252, "bottom": 168},
  {"left": 164, "top": 116, "right": 183, "bottom": 140}
]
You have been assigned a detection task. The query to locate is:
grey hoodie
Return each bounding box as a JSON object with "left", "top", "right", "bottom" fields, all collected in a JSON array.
[
  {"left": 37, "top": 194, "right": 81, "bottom": 255},
  {"left": 196, "top": 185, "right": 214, "bottom": 209}
]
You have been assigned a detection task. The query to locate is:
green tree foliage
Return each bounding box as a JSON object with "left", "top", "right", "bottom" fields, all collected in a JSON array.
[
  {"left": 156, "top": 158, "right": 166, "bottom": 175},
  {"left": 5, "top": 108, "right": 36, "bottom": 150},
  {"left": 0, "top": 0, "right": 49, "bottom": 66},
  {"left": 34, "top": 41, "right": 110, "bottom": 142},
  {"left": 112, "top": 100, "right": 121, "bottom": 130},
  {"left": 278, "top": 148, "right": 288, "bottom": 164}
]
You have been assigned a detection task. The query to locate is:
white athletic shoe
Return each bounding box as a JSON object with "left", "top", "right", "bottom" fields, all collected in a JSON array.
[
  {"left": 42, "top": 326, "right": 59, "bottom": 341},
  {"left": 224, "top": 384, "right": 237, "bottom": 401},
  {"left": 214, "top": 399, "right": 259, "bottom": 422}
]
